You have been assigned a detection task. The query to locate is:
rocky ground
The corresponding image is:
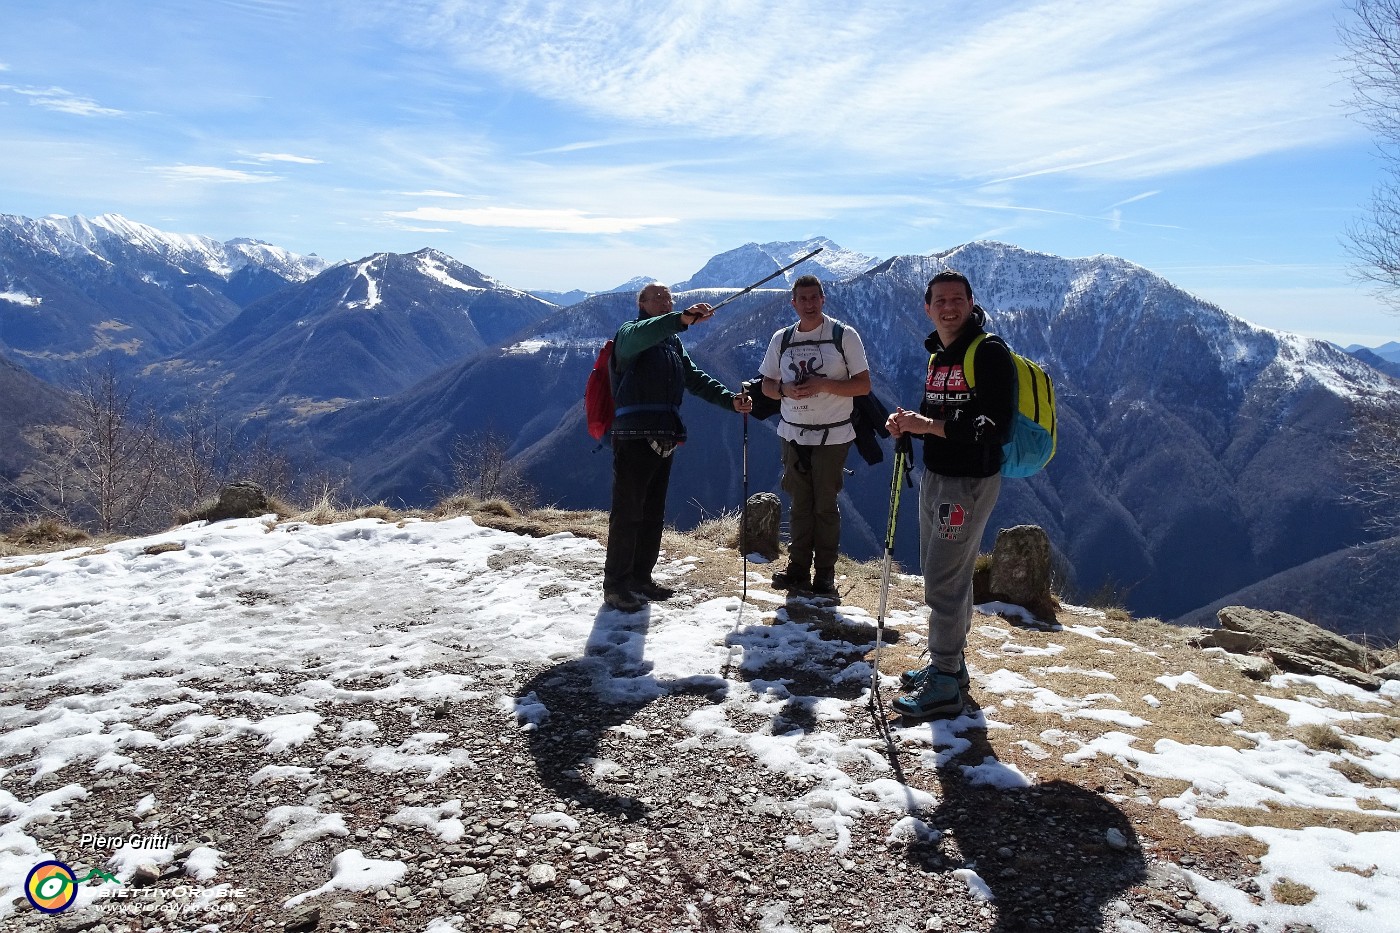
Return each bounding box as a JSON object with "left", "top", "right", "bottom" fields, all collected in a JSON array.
[
  {"left": 4, "top": 510, "right": 1394, "bottom": 933},
  {"left": 6, "top": 625, "right": 1310, "bottom": 933}
]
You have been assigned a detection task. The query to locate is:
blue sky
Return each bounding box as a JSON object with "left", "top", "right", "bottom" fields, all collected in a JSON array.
[{"left": 2, "top": 0, "right": 1396, "bottom": 346}]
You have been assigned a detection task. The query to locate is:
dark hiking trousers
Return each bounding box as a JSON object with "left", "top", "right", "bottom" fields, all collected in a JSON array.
[
  {"left": 604, "top": 438, "right": 674, "bottom": 594},
  {"left": 780, "top": 440, "right": 851, "bottom": 574}
]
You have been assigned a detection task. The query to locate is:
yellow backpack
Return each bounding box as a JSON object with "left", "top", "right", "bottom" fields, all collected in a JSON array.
[{"left": 962, "top": 333, "right": 1057, "bottom": 478}]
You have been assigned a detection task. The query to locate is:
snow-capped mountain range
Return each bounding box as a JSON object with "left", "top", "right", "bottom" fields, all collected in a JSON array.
[
  {"left": 530, "top": 237, "right": 878, "bottom": 306},
  {"left": 0, "top": 213, "right": 331, "bottom": 381},
  {"left": 0, "top": 212, "right": 330, "bottom": 292},
  {"left": 0, "top": 212, "right": 1397, "bottom": 641},
  {"left": 146, "top": 248, "right": 557, "bottom": 426}
]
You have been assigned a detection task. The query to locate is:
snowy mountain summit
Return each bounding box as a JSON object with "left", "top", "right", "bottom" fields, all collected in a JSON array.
[
  {"left": 672, "top": 236, "right": 879, "bottom": 291},
  {"left": 2, "top": 212, "right": 331, "bottom": 283}
]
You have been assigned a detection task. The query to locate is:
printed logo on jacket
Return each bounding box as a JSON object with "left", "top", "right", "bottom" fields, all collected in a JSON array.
[{"left": 925, "top": 363, "right": 972, "bottom": 408}]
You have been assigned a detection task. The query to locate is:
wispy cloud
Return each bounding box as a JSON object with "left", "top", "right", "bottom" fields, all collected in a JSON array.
[
  {"left": 153, "top": 165, "right": 283, "bottom": 184},
  {"left": 525, "top": 139, "right": 639, "bottom": 156},
  {"left": 399, "top": 190, "right": 470, "bottom": 199},
  {"left": 1110, "top": 192, "right": 1163, "bottom": 209},
  {"left": 396, "top": 0, "right": 1354, "bottom": 181},
  {"left": 7, "top": 85, "right": 124, "bottom": 117},
  {"left": 390, "top": 205, "right": 678, "bottom": 234},
  {"left": 249, "top": 152, "right": 323, "bottom": 164}
]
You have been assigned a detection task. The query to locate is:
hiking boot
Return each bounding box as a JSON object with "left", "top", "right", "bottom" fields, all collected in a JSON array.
[
  {"left": 631, "top": 580, "right": 675, "bottom": 602},
  {"left": 892, "top": 672, "right": 964, "bottom": 720},
  {"left": 811, "top": 568, "right": 839, "bottom": 599},
  {"left": 772, "top": 566, "right": 811, "bottom": 591},
  {"left": 900, "top": 656, "right": 970, "bottom": 691},
  {"left": 603, "top": 590, "right": 644, "bottom": 613}
]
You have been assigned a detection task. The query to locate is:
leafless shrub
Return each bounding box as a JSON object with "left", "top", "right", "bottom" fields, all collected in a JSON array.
[
  {"left": 450, "top": 431, "right": 536, "bottom": 508},
  {"left": 1346, "top": 394, "right": 1400, "bottom": 540}
]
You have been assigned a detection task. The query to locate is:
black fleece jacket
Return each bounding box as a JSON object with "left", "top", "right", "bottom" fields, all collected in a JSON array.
[{"left": 918, "top": 323, "right": 1017, "bottom": 478}]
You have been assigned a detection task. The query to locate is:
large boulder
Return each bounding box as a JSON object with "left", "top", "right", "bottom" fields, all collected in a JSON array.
[
  {"left": 199, "top": 481, "right": 272, "bottom": 523},
  {"left": 743, "top": 492, "right": 781, "bottom": 561},
  {"left": 986, "top": 525, "right": 1060, "bottom": 623},
  {"left": 1216, "top": 606, "right": 1369, "bottom": 671},
  {"left": 1266, "top": 648, "right": 1383, "bottom": 691}
]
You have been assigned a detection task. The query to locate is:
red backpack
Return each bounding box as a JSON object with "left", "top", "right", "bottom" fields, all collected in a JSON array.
[{"left": 585, "top": 339, "right": 616, "bottom": 441}]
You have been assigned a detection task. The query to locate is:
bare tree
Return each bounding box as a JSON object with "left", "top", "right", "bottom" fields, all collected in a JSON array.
[
  {"left": 1342, "top": 0, "right": 1400, "bottom": 309},
  {"left": 153, "top": 397, "right": 240, "bottom": 515},
  {"left": 450, "top": 430, "right": 536, "bottom": 506},
  {"left": 4, "top": 365, "right": 163, "bottom": 533},
  {"left": 1348, "top": 393, "right": 1400, "bottom": 539}
]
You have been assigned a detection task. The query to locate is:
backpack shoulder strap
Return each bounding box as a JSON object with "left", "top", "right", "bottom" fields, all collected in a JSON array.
[
  {"left": 781, "top": 320, "right": 849, "bottom": 366},
  {"left": 962, "top": 333, "right": 989, "bottom": 388},
  {"left": 779, "top": 322, "right": 799, "bottom": 355}
]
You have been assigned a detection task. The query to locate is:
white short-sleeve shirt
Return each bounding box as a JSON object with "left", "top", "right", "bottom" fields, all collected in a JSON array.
[{"left": 758, "top": 316, "right": 870, "bottom": 445}]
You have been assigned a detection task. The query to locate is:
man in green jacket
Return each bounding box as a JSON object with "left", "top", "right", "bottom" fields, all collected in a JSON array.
[{"left": 604, "top": 283, "right": 752, "bottom": 612}]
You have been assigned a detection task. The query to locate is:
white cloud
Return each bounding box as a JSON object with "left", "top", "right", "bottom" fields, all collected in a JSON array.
[
  {"left": 251, "top": 152, "right": 323, "bottom": 164},
  {"left": 10, "top": 85, "right": 123, "bottom": 117},
  {"left": 395, "top": 0, "right": 1356, "bottom": 180},
  {"left": 390, "top": 205, "right": 678, "bottom": 234},
  {"left": 153, "top": 165, "right": 283, "bottom": 184},
  {"left": 399, "top": 190, "right": 469, "bottom": 199}
]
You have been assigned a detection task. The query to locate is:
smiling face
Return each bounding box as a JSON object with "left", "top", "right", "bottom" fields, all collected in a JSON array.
[
  {"left": 791, "top": 283, "right": 826, "bottom": 330},
  {"left": 925, "top": 280, "right": 974, "bottom": 344}
]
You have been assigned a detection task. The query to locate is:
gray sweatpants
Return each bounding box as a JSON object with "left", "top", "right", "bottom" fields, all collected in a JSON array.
[{"left": 918, "top": 469, "right": 1002, "bottom": 676}]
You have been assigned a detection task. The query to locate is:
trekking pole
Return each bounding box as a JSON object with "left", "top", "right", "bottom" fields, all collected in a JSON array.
[
  {"left": 708, "top": 247, "right": 824, "bottom": 313},
  {"left": 871, "top": 433, "right": 914, "bottom": 700},
  {"left": 740, "top": 406, "right": 749, "bottom": 608}
]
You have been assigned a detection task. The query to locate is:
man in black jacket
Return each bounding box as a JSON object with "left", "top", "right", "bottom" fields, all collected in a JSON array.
[
  {"left": 604, "top": 284, "right": 753, "bottom": 613},
  {"left": 886, "top": 270, "right": 1015, "bottom": 718}
]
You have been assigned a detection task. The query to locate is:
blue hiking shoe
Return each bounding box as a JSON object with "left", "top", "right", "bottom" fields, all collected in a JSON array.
[
  {"left": 899, "top": 657, "right": 969, "bottom": 691},
  {"left": 892, "top": 672, "right": 964, "bottom": 720}
]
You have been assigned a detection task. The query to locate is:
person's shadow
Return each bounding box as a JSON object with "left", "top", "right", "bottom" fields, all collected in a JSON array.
[
  {"left": 515, "top": 604, "right": 727, "bottom": 820},
  {"left": 721, "top": 599, "right": 881, "bottom": 735},
  {"left": 895, "top": 694, "right": 1148, "bottom": 931}
]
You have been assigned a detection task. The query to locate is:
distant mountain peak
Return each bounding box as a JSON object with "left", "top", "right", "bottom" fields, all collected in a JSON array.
[{"left": 673, "top": 237, "right": 879, "bottom": 291}]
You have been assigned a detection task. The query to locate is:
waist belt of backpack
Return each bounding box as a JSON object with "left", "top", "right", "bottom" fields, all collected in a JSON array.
[
  {"left": 781, "top": 414, "right": 851, "bottom": 446},
  {"left": 614, "top": 403, "right": 679, "bottom": 417}
]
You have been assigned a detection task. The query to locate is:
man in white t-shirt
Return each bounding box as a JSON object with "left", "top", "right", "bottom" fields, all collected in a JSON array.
[{"left": 759, "top": 275, "right": 871, "bottom": 597}]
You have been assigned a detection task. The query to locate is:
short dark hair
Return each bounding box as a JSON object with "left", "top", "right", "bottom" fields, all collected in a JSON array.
[
  {"left": 791, "top": 274, "right": 824, "bottom": 297},
  {"left": 925, "top": 270, "right": 973, "bottom": 304}
]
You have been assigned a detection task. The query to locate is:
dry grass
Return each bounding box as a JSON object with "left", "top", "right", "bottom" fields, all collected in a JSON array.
[
  {"left": 1270, "top": 878, "right": 1317, "bottom": 906},
  {"left": 4, "top": 516, "right": 92, "bottom": 549},
  {"left": 1205, "top": 802, "right": 1400, "bottom": 833},
  {"left": 1295, "top": 723, "right": 1350, "bottom": 752},
  {"left": 691, "top": 508, "right": 741, "bottom": 550}
]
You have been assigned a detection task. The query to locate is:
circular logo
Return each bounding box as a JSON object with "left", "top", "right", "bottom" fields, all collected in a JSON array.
[{"left": 25, "top": 860, "right": 78, "bottom": 914}]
